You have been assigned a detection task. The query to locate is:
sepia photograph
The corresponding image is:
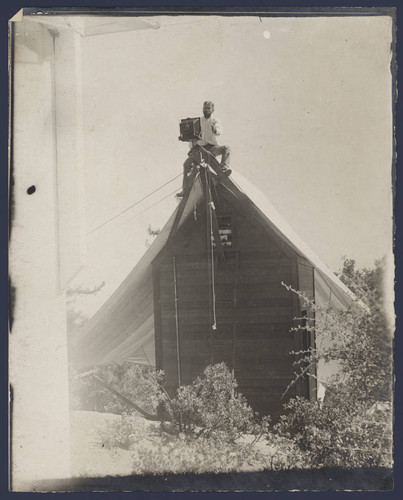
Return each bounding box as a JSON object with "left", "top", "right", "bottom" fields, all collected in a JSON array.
[{"left": 9, "top": 7, "right": 395, "bottom": 492}]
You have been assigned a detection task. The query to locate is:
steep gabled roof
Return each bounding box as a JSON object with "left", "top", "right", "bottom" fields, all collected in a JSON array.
[
  {"left": 69, "top": 170, "right": 356, "bottom": 371},
  {"left": 228, "top": 171, "right": 357, "bottom": 310}
]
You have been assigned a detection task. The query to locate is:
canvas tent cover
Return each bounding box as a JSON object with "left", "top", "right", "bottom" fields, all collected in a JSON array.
[{"left": 69, "top": 171, "right": 356, "bottom": 371}]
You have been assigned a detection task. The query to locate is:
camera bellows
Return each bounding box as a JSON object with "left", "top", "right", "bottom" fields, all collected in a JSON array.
[{"left": 179, "top": 117, "right": 201, "bottom": 141}]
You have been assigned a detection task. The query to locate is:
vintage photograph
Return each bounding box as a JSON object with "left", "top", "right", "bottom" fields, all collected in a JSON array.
[{"left": 9, "top": 8, "right": 395, "bottom": 491}]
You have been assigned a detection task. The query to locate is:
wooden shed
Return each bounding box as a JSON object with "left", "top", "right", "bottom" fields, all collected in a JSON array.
[{"left": 70, "top": 151, "right": 356, "bottom": 418}]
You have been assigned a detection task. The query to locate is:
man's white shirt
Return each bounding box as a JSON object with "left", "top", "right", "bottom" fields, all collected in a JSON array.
[{"left": 190, "top": 116, "right": 222, "bottom": 148}]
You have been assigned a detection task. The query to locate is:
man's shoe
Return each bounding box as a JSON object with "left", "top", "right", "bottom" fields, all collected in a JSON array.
[{"left": 176, "top": 191, "right": 185, "bottom": 198}]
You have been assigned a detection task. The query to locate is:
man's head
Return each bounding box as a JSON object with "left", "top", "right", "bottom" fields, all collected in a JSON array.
[{"left": 203, "top": 101, "right": 214, "bottom": 118}]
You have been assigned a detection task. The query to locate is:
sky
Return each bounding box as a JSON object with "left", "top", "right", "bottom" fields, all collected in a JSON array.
[{"left": 71, "top": 15, "right": 394, "bottom": 314}]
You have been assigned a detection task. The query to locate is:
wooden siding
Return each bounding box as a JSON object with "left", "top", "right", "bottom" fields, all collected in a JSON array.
[
  {"left": 154, "top": 192, "right": 299, "bottom": 419},
  {"left": 297, "top": 257, "right": 317, "bottom": 401}
]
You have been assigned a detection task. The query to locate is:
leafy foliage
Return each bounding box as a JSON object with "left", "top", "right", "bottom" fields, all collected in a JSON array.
[
  {"left": 276, "top": 398, "right": 392, "bottom": 468},
  {"left": 100, "top": 412, "right": 159, "bottom": 450},
  {"left": 69, "top": 362, "right": 166, "bottom": 415},
  {"left": 96, "top": 412, "right": 305, "bottom": 474},
  {"left": 337, "top": 257, "right": 392, "bottom": 401},
  {"left": 88, "top": 362, "right": 298, "bottom": 475},
  {"left": 66, "top": 281, "right": 105, "bottom": 333},
  {"left": 165, "top": 363, "right": 269, "bottom": 443},
  {"left": 264, "top": 433, "right": 307, "bottom": 470},
  {"left": 145, "top": 224, "right": 161, "bottom": 248},
  {"left": 99, "top": 362, "right": 166, "bottom": 415},
  {"left": 276, "top": 258, "right": 393, "bottom": 468},
  {"left": 131, "top": 436, "right": 269, "bottom": 474}
]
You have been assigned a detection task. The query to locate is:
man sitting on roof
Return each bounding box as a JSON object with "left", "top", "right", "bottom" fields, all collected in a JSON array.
[{"left": 176, "top": 101, "right": 231, "bottom": 198}]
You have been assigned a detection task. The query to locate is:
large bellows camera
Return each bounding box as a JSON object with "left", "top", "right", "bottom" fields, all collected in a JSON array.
[{"left": 179, "top": 117, "right": 201, "bottom": 142}]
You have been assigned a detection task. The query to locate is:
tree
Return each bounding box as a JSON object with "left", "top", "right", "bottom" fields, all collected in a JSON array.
[
  {"left": 145, "top": 224, "right": 161, "bottom": 248},
  {"left": 276, "top": 258, "right": 393, "bottom": 468},
  {"left": 66, "top": 281, "right": 105, "bottom": 333},
  {"left": 336, "top": 257, "right": 392, "bottom": 402}
]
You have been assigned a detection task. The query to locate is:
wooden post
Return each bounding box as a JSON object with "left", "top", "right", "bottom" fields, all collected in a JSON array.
[
  {"left": 172, "top": 257, "right": 182, "bottom": 388},
  {"left": 172, "top": 256, "right": 183, "bottom": 432},
  {"left": 152, "top": 264, "right": 163, "bottom": 372},
  {"left": 310, "top": 267, "right": 318, "bottom": 401}
]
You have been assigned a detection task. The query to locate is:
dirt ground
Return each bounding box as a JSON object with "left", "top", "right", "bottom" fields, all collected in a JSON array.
[
  {"left": 70, "top": 410, "right": 133, "bottom": 477},
  {"left": 69, "top": 410, "right": 292, "bottom": 477}
]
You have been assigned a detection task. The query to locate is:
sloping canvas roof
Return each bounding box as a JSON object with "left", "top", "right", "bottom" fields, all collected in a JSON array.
[
  {"left": 228, "top": 171, "right": 357, "bottom": 310},
  {"left": 70, "top": 170, "right": 356, "bottom": 371}
]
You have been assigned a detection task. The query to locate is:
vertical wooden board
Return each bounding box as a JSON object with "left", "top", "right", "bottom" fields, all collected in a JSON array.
[
  {"left": 297, "top": 257, "right": 317, "bottom": 401},
  {"left": 290, "top": 257, "right": 306, "bottom": 398},
  {"left": 298, "top": 263, "right": 314, "bottom": 300},
  {"left": 241, "top": 389, "right": 294, "bottom": 420},
  {"left": 212, "top": 342, "right": 233, "bottom": 368},
  {"left": 169, "top": 203, "right": 207, "bottom": 256},
  {"left": 152, "top": 264, "right": 163, "bottom": 372}
]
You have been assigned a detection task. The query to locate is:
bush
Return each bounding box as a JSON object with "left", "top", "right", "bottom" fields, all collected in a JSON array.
[
  {"left": 275, "top": 397, "right": 392, "bottom": 468},
  {"left": 131, "top": 436, "right": 269, "bottom": 474},
  {"left": 276, "top": 258, "right": 393, "bottom": 469},
  {"left": 69, "top": 362, "right": 166, "bottom": 415},
  {"left": 91, "top": 362, "right": 310, "bottom": 474},
  {"left": 165, "top": 362, "right": 269, "bottom": 443},
  {"left": 265, "top": 432, "right": 307, "bottom": 470},
  {"left": 68, "top": 366, "right": 118, "bottom": 412},
  {"left": 103, "top": 362, "right": 166, "bottom": 415},
  {"left": 100, "top": 412, "right": 159, "bottom": 450}
]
